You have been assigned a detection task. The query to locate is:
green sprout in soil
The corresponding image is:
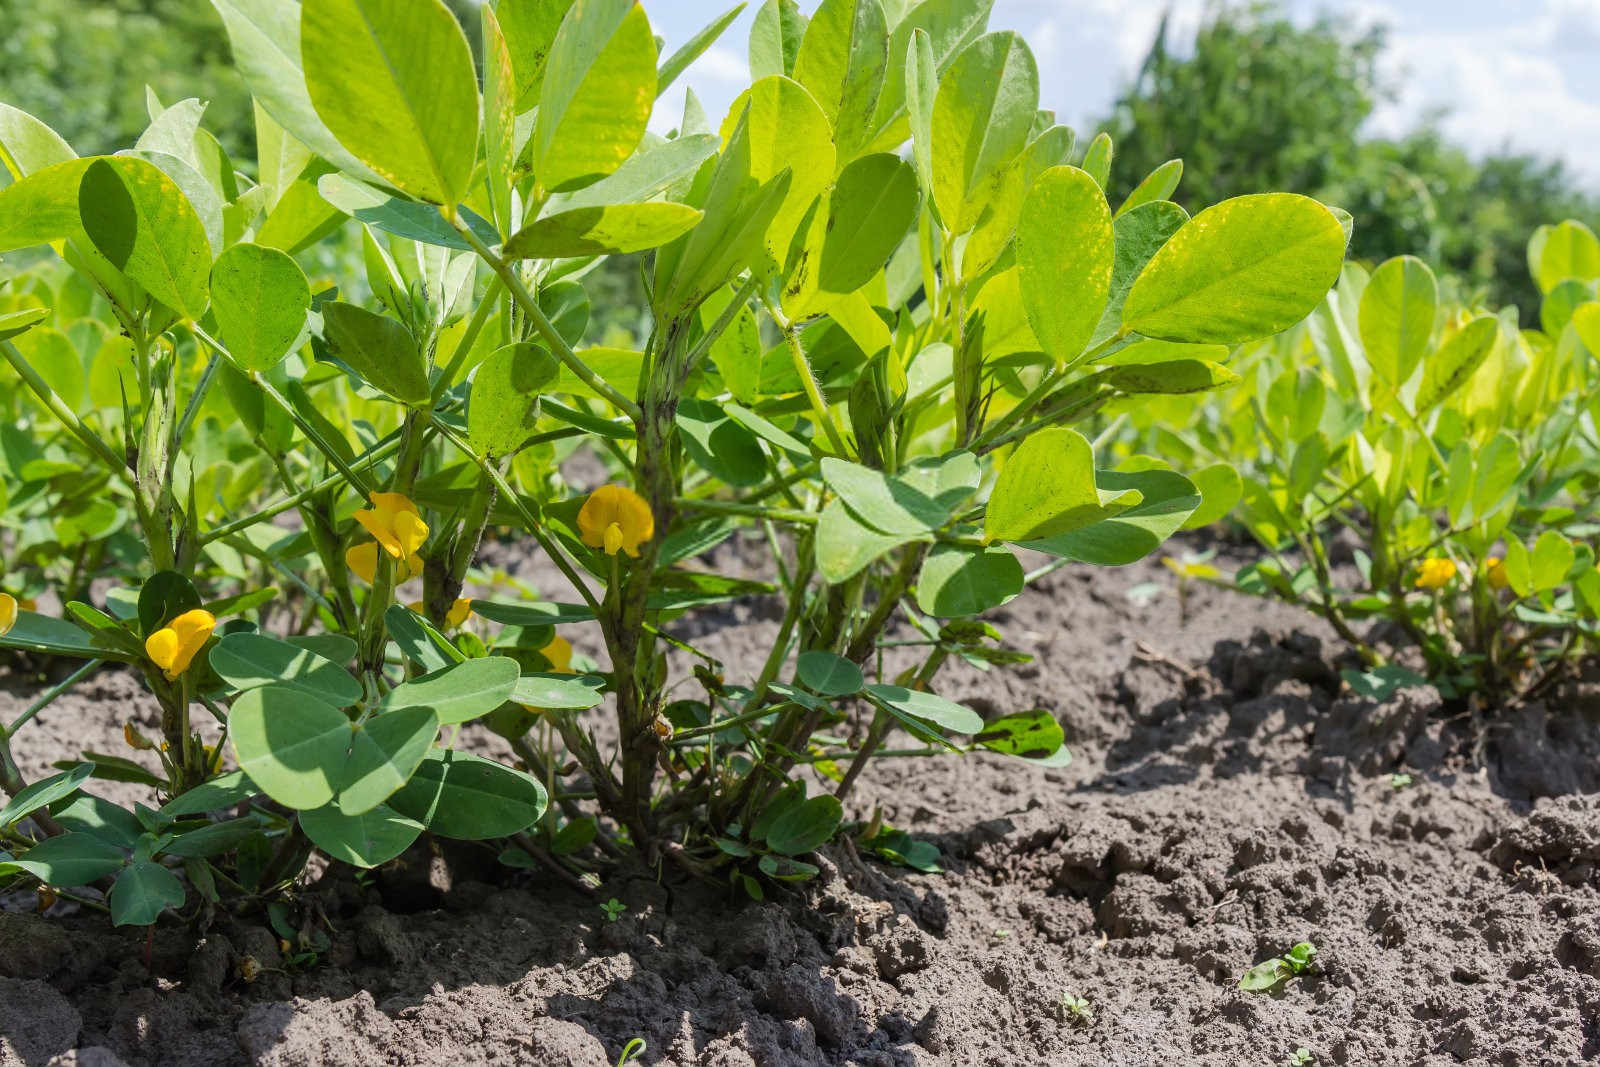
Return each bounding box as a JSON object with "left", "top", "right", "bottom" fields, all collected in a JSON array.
[
  {"left": 601, "top": 898, "right": 627, "bottom": 923},
  {"left": 1287, "top": 1048, "right": 1314, "bottom": 1065},
  {"left": 1389, "top": 772, "right": 1414, "bottom": 789},
  {"left": 616, "top": 1037, "right": 647, "bottom": 1066},
  {"left": 1059, "top": 993, "right": 1093, "bottom": 1026},
  {"left": 1239, "top": 941, "right": 1318, "bottom": 993}
]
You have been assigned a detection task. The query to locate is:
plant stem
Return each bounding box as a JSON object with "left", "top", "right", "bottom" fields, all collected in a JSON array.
[{"left": 444, "top": 211, "right": 643, "bottom": 422}]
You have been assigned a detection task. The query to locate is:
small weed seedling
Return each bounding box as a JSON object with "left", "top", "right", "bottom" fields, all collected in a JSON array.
[
  {"left": 1239, "top": 941, "right": 1318, "bottom": 993},
  {"left": 1287, "top": 1048, "right": 1314, "bottom": 1065},
  {"left": 1059, "top": 992, "right": 1093, "bottom": 1027},
  {"left": 600, "top": 898, "right": 627, "bottom": 923},
  {"left": 616, "top": 1037, "right": 647, "bottom": 1067},
  {"left": 1389, "top": 772, "right": 1414, "bottom": 790}
]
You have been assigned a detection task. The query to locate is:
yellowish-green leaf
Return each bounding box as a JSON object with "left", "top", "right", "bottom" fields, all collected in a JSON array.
[{"left": 302, "top": 0, "right": 479, "bottom": 205}]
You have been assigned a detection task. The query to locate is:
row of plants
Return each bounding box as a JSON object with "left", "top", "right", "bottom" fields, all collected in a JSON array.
[
  {"left": 1132, "top": 220, "right": 1600, "bottom": 702},
  {"left": 3, "top": 0, "right": 1349, "bottom": 927}
]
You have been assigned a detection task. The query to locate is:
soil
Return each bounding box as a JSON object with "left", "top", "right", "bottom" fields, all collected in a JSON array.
[{"left": 3, "top": 539, "right": 1599, "bottom": 1067}]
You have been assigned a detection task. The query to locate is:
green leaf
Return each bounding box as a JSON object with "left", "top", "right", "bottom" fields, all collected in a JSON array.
[
  {"left": 814, "top": 152, "right": 920, "bottom": 298},
  {"left": 0, "top": 610, "right": 135, "bottom": 661},
  {"left": 387, "top": 749, "right": 548, "bottom": 840},
  {"left": 1024, "top": 468, "right": 1200, "bottom": 566},
  {"left": 1122, "top": 193, "right": 1346, "bottom": 344},
  {"left": 385, "top": 606, "right": 464, "bottom": 673},
  {"left": 793, "top": 0, "right": 889, "bottom": 160},
  {"left": 796, "top": 650, "right": 864, "bottom": 696},
  {"left": 209, "top": 243, "right": 310, "bottom": 372},
  {"left": 0, "top": 832, "right": 125, "bottom": 887},
  {"left": 676, "top": 397, "right": 767, "bottom": 487},
  {"left": 209, "top": 632, "right": 362, "bottom": 707},
  {"left": 0, "top": 307, "right": 49, "bottom": 343},
  {"left": 335, "top": 705, "right": 439, "bottom": 816},
  {"left": 470, "top": 600, "right": 596, "bottom": 626},
  {"left": 822, "top": 452, "right": 977, "bottom": 537},
  {"left": 320, "top": 301, "right": 429, "bottom": 406},
  {"left": 1017, "top": 165, "right": 1113, "bottom": 363},
  {"left": 1359, "top": 255, "right": 1437, "bottom": 388},
  {"left": 1416, "top": 315, "right": 1498, "bottom": 412},
  {"left": 316, "top": 173, "right": 499, "bottom": 250},
  {"left": 1080, "top": 131, "right": 1112, "bottom": 188},
  {"left": 497, "top": 0, "right": 576, "bottom": 110},
  {"left": 533, "top": 0, "right": 658, "bottom": 193},
  {"left": 548, "top": 134, "right": 719, "bottom": 213},
  {"left": 986, "top": 427, "right": 1106, "bottom": 543},
  {"left": 764, "top": 793, "right": 843, "bottom": 855},
  {"left": 930, "top": 31, "right": 1037, "bottom": 231},
  {"left": 815, "top": 499, "right": 912, "bottom": 583},
  {"left": 302, "top": 0, "right": 479, "bottom": 205},
  {"left": 0, "top": 101, "right": 75, "bottom": 177},
  {"left": 50, "top": 793, "right": 144, "bottom": 847},
  {"left": 0, "top": 763, "right": 94, "bottom": 831},
  {"left": 138, "top": 570, "right": 202, "bottom": 638},
  {"left": 720, "top": 75, "right": 837, "bottom": 275},
  {"left": 866, "top": 683, "right": 983, "bottom": 733},
  {"left": 299, "top": 803, "right": 422, "bottom": 868},
  {"left": 1104, "top": 359, "right": 1240, "bottom": 395},
  {"left": 228, "top": 687, "right": 353, "bottom": 810},
  {"left": 1116, "top": 159, "right": 1182, "bottom": 217},
  {"left": 210, "top": 0, "right": 380, "bottom": 182},
  {"left": 1534, "top": 219, "right": 1600, "bottom": 295},
  {"left": 504, "top": 202, "right": 703, "bottom": 259},
  {"left": 468, "top": 343, "right": 559, "bottom": 458},
  {"left": 1179, "top": 463, "right": 1243, "bottom": 531},
  {"left": 748, "top": 0, "right": 807, "bottom": 80},
  {"left": 160, "top": 772, "right": 256, "bottom": 817},
  {"left": 916, "top": 544, "right": 1023, "bottom": 617},
  {"left": 381, "top": 657, "right": 521, "bottom": 726},
  {"left": 510, "top": 672, "right": 606, "bottom": 710},
  {"left": 1531, "top": 531, "right": 1575, "bottom": 593},
  {"left": 1090, "top": 199, "right": 1188, "bottom": 347},
  {"left": 78, "top": 156, "right": 210, "bottom": 319},
  {"left": 162, "top": 817, "right": 268, "bottom": 859},
  {"left": 972, "top": 709, "right": 1063, "bottom": 758},
  {"left": 905, "top": 28, "right": 937, "bottom": 196}
]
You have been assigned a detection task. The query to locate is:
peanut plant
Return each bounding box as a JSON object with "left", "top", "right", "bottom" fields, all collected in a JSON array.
[{"left": 0, "top": 0, "right": 1345, "bottom": 923}]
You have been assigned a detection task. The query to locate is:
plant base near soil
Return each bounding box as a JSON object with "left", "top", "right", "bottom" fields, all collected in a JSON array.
[{"left": 3, "top": 544, "right": 1598, "bottom": 1067}]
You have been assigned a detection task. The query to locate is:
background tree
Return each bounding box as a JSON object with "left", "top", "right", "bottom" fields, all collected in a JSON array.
[
  {"left": 1099, "top": 1, "right": 1600, "bottom": 320},
  {"left": 1101, "top": 3, "right": 1385, "bottom": 211}
]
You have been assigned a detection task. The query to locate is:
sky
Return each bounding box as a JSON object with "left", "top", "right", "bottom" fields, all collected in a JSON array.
[{"left": 647, "top": 0, "right": 1600, "bottom": 188}]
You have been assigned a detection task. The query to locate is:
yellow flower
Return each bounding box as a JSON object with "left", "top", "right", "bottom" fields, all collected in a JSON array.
[
  {"left": 0, "top": 593, "right": 15, "bottom": 637},
  {"left": 145, "top": 608, "right": 216, "bottom": 680},
  {"left": 540, "top": 634, "right": 573, "bottom": 674},
  {"left": 406, "top": 598, "right": 473, "bottom": 629},
  {"left": 347, "top": 542, "right": 422, "bottom": 584},
  {"left": 1414, "top": 557, "right": 1457, "bottom": 590},
  {"left": 577, "top": 485, "right": 653, "bottom": 558},
  {"left": 354, "top": 492, "right": 429, "bottom": 560},
  {"left": 1485, "top": 556, "right": 1510, "bottom": 590}
]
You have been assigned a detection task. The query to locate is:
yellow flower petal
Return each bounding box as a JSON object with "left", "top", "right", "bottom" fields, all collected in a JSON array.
[
  {"left": 1414, "top": 558, "right": 1457, "bottom": 590},
  {"left": 1485, "top": 557, "right": 1509, "bottom": 590},
  {"left": 445, "top": 598, "right": 472, "bottom": 629},
  {"left": 144, "top": 609, "right": 215, "bottom": 681},
  {"left": 541, "top": 634, "right": 573, "bottom": 674},
  {"left": 0, "top": 593, "right": 15, "bottom": 637},
  {"left": 347, "top": 542, "right": 379, "bottom": 584},
  {"left": 145, "top": 628, "right": 180, "bottom": 673},
  {"left": 578, "top": 485, "right": 653, "bottom": 558},
  {"left": 354, "top": 492, "right": 428, "bottom": 559}
]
